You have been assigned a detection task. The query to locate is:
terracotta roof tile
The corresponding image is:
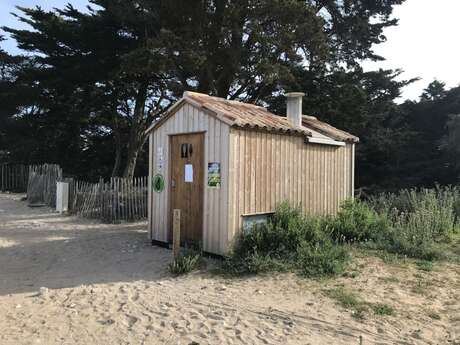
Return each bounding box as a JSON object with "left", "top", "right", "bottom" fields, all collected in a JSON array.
[
  {"left": 185, "top": 92, "right": 311, "bottom": 136},
  {"left": 147, "top": 91, "right": 358, "bottom": 144}
]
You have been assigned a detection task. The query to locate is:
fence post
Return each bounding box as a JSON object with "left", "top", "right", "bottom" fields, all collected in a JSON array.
[
  {"left": 144, "top": 176, "right": 147, "bottom": 218},
  {"left": 99, "top": 177, "right": 103, "bottom": 220},
  {"left": 117, "top": 178, "right": 121, "bottom": 222},
  {"left": 110, "top": 178, "right": 113, "bottom": 222},
  {"left": 173, "top": 209, "right": 181, "bottom": 258}
]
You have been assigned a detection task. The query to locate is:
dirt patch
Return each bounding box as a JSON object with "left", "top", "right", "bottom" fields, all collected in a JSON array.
[{"left": 0, "top": 193, "right": 458, "bottom": 344}]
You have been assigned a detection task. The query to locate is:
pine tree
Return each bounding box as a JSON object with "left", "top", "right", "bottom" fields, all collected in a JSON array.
[{"left": 2, "top": 0, "right": 408, "bottom": 179}]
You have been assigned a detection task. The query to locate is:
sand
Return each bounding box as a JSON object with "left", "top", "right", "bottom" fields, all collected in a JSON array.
[{"left": 0, "top": 193, "right": 458, "bottom": 345}]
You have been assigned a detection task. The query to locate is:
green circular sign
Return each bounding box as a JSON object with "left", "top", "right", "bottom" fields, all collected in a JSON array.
[{"left": 152, "top": 174, "right": 165, "bottom": 193}]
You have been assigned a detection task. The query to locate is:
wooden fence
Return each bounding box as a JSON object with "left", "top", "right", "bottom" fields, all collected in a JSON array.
[
  {"left": 27, "top": 164, "right": 63, "bottom": 207},
  {"left": 0, "top": 164, "right": 30, "bottom": 192},
  {"left": 70, "top": 177, "right": 148, "bottom": 223},
  {"left": 1, "top": 162, "right": 147, "bottom": 223}
]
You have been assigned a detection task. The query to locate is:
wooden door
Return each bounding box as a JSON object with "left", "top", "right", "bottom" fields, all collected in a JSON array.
[{"left": 169, "top": 133, "right": 204, "bottom": 245}]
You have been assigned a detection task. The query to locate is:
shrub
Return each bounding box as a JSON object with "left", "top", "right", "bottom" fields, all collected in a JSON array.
[
  {"left": 369, "top": 187, "right": 458, "bottom": 239},
  {"left": 223, "top": 250, "right": 291, "bottom": 275},
  {"left": 416, "top": 260, "right": 434, "bottom": 271},
  {"left": 378, "top": 230, "right": 443, "bottom": 261},
  {"left": 224, "top": 202, "right": 348, "bottom": 277},
  {"left": 297, "top": 240, "right": 348, "bottom": 277},
  {"left": 331, "top": 200, "right": 388, "bottom": 243},
  {"left": 225, "top": 187, "right": 460, "bottom": 278},
  {"left": 367, "top": 187, "right": 460, "bottom": 260},
  {"left": 450, "top": 186, "right": 460, "bottom": 225},
  {"left": 372, "top": 303, "right": 394, "bottom": 316},
  {"left": 168, "top": 248, "right": 202, "bottom": 275}
]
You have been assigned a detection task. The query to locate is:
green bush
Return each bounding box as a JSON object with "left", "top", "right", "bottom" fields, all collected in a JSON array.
[
  {"left": 372, "top": 303, "right": 394, "bottom": 316},
  {"left": 331, "top": 200, "right": 388, "bottom": 243},
  {"left": 168, "top": 248, "right": 202, "bottom": 275},
  {"left": 377, "top": 230, "right": 443, "bottom": 261},
  {"left": 416, "top": 260, "right": 434, "bottom": 271},
  {"left": 224, "top": 202, "right": 348, "bottom": 277},
  {"left": 297, "top": 240, "right": 348, "bottom": 277},
  {"left": 242, "top": 251, "right": 290, "bottom": 274},
  {"left": 225, "top": 187, "right": 460, "bottom": 278},
  {"left": 450, "top": 186, "right": 460, "bottom": 224},
  {"left": 369, "top": 187, "right": 458, "bottom": 238},
  {"left": 365, "top": 187, "right": 460, "bottom": 260}
]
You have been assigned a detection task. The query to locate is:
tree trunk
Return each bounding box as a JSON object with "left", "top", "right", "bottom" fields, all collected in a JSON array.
[
  {"left": 123, "top": 82, "right": 148, "bottom": 179},
  {"left": 111, "top": 127, "right": 122, "bottom": 177},
  {"left": 123, "top": 136, "right": 145, "bottom": 179}
]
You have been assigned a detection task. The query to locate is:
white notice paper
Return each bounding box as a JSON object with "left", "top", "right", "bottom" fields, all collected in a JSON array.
[{"left": 185, "top": 164, "right": 193, "bottom": 182}]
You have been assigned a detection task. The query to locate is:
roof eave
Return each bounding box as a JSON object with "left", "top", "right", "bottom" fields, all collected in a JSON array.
[
  {"left": 144, "top": 98, "right": 187, "bottom": 135},
  {"left": 307, "top": 137, "right": 346, "bottom": 147},
  {"left": 144, "top": 95, "right": 236, "bottom": 135},
  {"left": 301, "top": 117, "right": 359, "bottom": 144},
  {"left": 233, "top": 123, "right": 312, "bottom": 137}
]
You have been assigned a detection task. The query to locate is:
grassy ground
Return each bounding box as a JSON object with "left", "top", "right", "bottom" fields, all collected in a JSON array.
[{"left": 321, "top": 247, "right": 460, "bottom": 336}]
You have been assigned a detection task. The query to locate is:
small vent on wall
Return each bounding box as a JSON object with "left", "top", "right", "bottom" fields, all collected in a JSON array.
[{"left": 242, "top": 212, "right": 274, "bottom": 232}]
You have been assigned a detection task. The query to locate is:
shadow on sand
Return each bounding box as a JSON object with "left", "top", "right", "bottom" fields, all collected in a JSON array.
[{"left": 0, "top": 194, "right": 172, "bottom": 296}]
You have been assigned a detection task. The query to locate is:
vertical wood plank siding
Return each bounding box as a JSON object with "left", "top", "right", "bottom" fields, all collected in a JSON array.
[
  {"left": 150, "top": 104, "right": 355, "bottom": 255},
  {"left": 148, "top": 133, "right": 153, "bottom": 235},
  {"left": 149, "top": 103, "right": 230, "bottom": 254},
  {"left": 227, "top": 128, "right": 355, "bottom": 247}
]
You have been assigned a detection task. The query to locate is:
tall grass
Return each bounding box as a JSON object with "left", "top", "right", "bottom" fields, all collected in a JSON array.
[
  {"left": 370, "top": 187, "right": 458, "bottom": 234},
  {"left": 169, "top": 247, "right": 202, "bottom": 275},
  {"left": 367, "top": 187, "right": 460, "bottom": 260}
]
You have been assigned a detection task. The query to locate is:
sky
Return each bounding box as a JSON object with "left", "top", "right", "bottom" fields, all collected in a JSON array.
[
  {"left": 0, "top": 0, "right": 90, "bottom": 54},
  {"left": 362, "top": 0, "right": 460, "bottom": 101},
  {"left": 1, "top": 0, "right": 460, "bottom": 102}
]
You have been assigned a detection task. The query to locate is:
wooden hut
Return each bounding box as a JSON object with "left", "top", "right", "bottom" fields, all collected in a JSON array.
[{"left": 145, "top": 91, "right": 358, "bottom": 255}]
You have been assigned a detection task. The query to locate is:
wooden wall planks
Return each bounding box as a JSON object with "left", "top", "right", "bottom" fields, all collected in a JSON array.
[
  {"left": 150, "top": 103, "right": 230, "bottom": 254},
  {"left": 149, "top": 103, "right": 355, "bottom": 255},
  {"left": 227, "top": 128, "right": 355, "bottom": 247}
]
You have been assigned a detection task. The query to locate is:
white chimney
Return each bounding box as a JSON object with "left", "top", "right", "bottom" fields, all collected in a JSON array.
[{"left": 286, "top": 92, "right": 305, "bottom": 127}]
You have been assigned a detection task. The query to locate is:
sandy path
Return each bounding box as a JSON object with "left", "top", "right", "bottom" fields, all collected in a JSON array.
[{"left": 0, "top": 193, "right": 458, "bottom": 345}]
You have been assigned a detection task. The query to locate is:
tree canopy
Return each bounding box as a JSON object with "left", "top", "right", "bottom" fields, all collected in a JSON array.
[{"left": 1, "top": 0, "right": 459, "bottom": 189}]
